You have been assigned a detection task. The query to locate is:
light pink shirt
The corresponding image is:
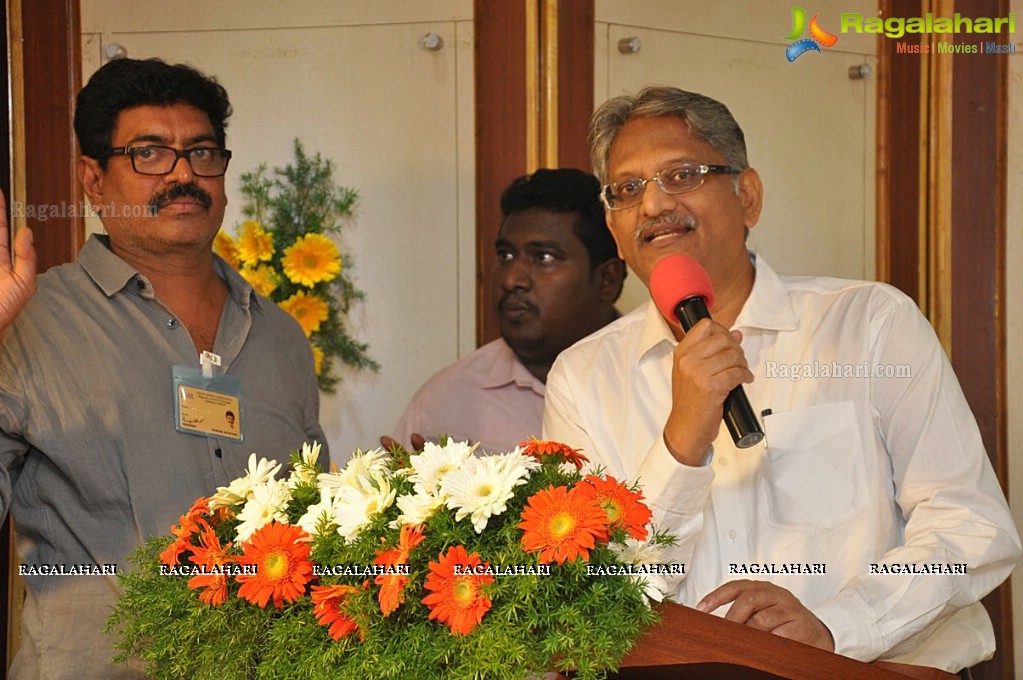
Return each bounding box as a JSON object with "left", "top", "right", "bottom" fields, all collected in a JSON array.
[{"left": 393, "top": 338, "right": 545, "bottom": 454}]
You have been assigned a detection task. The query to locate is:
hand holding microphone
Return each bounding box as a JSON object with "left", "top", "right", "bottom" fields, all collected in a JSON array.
[{"left": 650, "top": 254, "right": 764, "bottom": 455}]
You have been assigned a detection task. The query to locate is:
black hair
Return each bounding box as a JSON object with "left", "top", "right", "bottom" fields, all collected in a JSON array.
[
  {"left": 74, "top": 58, "right": 232, "bottom": 169},
  {"left": 499, "top": 168, "right": 621, "bottom": 272}
]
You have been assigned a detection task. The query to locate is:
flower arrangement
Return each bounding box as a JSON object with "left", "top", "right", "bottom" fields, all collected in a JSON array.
[
  {"left": 213, "top": 139, "right": 378, "bottom": 392},
  {"left": 108, "top": 439, "right": 676, "bottom": 680}
]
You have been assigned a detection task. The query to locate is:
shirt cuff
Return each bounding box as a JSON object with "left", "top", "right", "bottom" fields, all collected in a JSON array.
[
  {"left": 635, "top": 438, "right": 715, "bottom": 520},
  {"left": 809, "top": 591, "right": 883, "bottom": 662}
]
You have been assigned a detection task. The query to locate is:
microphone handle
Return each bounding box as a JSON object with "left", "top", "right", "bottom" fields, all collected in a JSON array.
[{"left": 674, "top": 297, "right": 765, "bottom": 449}]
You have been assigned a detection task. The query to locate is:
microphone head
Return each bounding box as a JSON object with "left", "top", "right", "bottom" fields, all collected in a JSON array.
[{"left": 649, "top": 254, "right": 716, "bottom": 322}]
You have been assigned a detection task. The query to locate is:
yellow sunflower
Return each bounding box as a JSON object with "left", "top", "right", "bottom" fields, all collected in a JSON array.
[
  {"left": 240, "top": 264, "right": 279, "bottom": 298},
  {"left": 281, "top": 233, "right": 342, "bottom": 287},
  {"left": 212, "top": 230, "right": 241, "bottom": 269},
  {"left": 311, "top": 345, "right": 324, "bottom": 375},
  {"left": 279, "top": 291, "right": 330, "bottom": 337},
  {"left": 236, "top": 220, "right": 275, "bottom": 266}
]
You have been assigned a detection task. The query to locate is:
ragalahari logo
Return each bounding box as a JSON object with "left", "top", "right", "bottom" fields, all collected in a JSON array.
[{"left": 785, "top": 7, "right": 839, "bottom": 61}]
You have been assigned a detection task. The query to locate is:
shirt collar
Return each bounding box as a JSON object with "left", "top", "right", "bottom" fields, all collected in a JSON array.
[
  {"left": 636, "top": 252, "right": 798, "bottom": 362},
  {"left": 483, "top": 338, "right": 545, "bottom": 396},
  {"left": 78, "top": 234, "right": 261, "bottom": 310},
  {"left": 733, "top": 253, "right": 798, "bottom": 333}
]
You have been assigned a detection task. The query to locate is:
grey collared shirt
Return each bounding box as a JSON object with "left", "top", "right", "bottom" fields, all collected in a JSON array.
[{"left": 0, "top": 235, "right": 326, "bottom": 679}]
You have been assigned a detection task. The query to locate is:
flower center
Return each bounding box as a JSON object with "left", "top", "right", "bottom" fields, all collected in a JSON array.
[
  {"left": 548, "top": 511, "right": 577, "bottom": 540},
  {"left": 601, "top": 498, "right": 622, "bottom": 523},
  {"left": 262, "top": 550, "right": 290, "bottom": 581},
  {"left": 303, "top": 254, "right": 318, "bottom": 268},
  {"left": 452, "top": 578, "right": 477, "bottom": 607},
  {"left": 475, "top": 483, "right": 493, "bottom": 499}
]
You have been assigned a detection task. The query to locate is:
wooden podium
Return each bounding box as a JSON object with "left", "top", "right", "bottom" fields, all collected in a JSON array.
[{"left": 602, "top": 602, "right": 958, "bottom": 680}]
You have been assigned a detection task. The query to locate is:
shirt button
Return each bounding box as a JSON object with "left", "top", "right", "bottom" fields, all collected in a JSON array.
[
  {"left": 166, "top": 318, "right": 178, "bottom": 329},
  {"left": 215, "top": 448, "right": 223, "bottom": 458},
  {"left": 727, "top": 529, "right": 737, "bottom": 540},
  {"left": 719, "top": 457, "right": 729, "bottom": 467}
]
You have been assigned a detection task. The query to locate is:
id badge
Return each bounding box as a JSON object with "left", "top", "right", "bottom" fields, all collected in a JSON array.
[{"left": 173, "top": 360, "right": 243, "bottom": 442}]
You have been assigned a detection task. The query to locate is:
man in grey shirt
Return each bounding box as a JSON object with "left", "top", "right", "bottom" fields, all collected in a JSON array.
[{"left": 0, "top": 58, "right": 325, "bottom": 679}]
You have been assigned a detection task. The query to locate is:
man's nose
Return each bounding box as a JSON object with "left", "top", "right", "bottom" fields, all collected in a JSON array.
[
  {"left": 164, "top": 154, "right": 195, "bottom": 184},
  {"left": 499, "top": 258, "right": 532, "bottom": 291}
]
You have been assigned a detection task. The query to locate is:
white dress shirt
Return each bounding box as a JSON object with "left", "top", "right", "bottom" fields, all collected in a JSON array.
[{"left": 543, "top": 254, "right": 1020, "bottom": 672}]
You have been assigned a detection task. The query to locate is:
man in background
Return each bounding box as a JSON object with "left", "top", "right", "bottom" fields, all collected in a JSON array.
[
  {"left": 543, "top": 86, "right": 1019, "bottom": 674},
  {"left": 0, "top": 58, "right": 324, "bottom": 678},
  {"left": 392, "top": 168, "right": 625, "bottom": 453}
]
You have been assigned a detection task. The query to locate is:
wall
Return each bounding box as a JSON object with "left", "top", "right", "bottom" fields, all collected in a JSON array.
[{"left": 594, "top": 0, "right": 877, "bottom": 311}]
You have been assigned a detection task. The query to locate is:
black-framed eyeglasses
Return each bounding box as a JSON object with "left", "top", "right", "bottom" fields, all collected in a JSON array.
[
  {"left": 601, "top": 163, "right": 740, "bottom": 210},
  {"left": 104, "top": 145, "right": 232, "bottom": 177}
]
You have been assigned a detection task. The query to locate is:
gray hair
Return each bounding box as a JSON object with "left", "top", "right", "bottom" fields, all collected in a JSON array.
[{"left": 589, "top": 86, "right": 749, "bottom": 184}]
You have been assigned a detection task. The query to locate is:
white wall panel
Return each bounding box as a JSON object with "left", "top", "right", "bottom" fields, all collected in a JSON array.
[{"left": 596, "top": 0, "right": 877, "bottom": 313}]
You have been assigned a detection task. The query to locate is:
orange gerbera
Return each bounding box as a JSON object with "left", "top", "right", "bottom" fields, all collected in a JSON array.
[
  {"left": 236, "top": 522, "right": 314, "bottom": 608},
  {"left": 517, "top": 438, "right": 588, "bottom": 470},
  {"left": 310, "top": 584, "right": 363, "bottom": 641},
  {"left": 422, "top": 545, "right": 493, "bottom": 635},
  {"left": 519, "top": 485, "right": 608, "bottom": 564},
  {"left": 187, "top": 526, "right": 235, "bottom": 606},
  {"left": 160, "top": 497, "right": 212, "bottom": 567},
  {"left": 278, "top": 290, "right": 330, "bottom": 337},
  {"left": 578, "top": 475, "right": 652, "bottom": 542},
  {"left": 374, "top": 524, "right": 426, "bottom": 616}
]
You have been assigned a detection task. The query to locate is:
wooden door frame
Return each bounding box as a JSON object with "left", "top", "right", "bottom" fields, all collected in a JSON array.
[
  {"left": 3, "top": 0, "right": 83, "bottom": 669},
  {"left": 877, "top": 1, "right": 1012, "bottom": 677},
  {"left": 474, "top": 0, "right": 593, "bottom": 345}
]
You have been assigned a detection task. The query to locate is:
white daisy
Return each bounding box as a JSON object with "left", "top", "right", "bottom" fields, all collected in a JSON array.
[
  {"left": 391, "top": 490, "right": 444, "bottom": 528},
  {"left": 441, "top": 452, "right": 535, "bottom": 533},
  {"left": 333, "top": 471, "right": 396, "bottom": 541},
  {"left": 288, "top": 441, "right": 323, "bottom": 489},
  {"left": 234, "top": 478, "right": 292, "bottom": 543},
  {"left": 318, "top": 447, "right": 389, "bottom": 495},
  {"left": 209, "top": 453, "right": 282, "bottom": 510},
  {"left": 610, "top": 538, "right": 671, "bottom": 604},
  {"left": 296, "top": 485, "right": 338, "bottom": 539},
  {"left": 407, "top": 440, "right": 477, "bottom": 497}
]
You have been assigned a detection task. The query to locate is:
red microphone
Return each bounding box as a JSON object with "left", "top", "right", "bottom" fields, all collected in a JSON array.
[{"left": 650, "top": 254, "right": 764, "bottom": 449}]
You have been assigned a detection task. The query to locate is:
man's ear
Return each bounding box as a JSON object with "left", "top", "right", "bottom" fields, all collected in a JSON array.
[
  {"left": 593, "top": 258, "right": 626, "bottom": 303},
  {"left": 737, "top": 167, "right": 763, "bottom": 230},
  {"left": 78, "top": 156, "right": 105, "bottom": 209},
  {"left": 605, "top": 213, "right": 626, "bottom": 261}
]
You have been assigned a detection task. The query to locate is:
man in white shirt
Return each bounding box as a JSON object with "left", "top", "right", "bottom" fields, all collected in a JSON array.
[{"left": 542, "top": 86, "right": 1020, "bottom": 674}]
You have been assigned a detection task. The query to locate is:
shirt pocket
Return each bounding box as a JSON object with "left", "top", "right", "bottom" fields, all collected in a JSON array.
[{"left": 759, "top": 400, "right": 867, "bottom": 532}]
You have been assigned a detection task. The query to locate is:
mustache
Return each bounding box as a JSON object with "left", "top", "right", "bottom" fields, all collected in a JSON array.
[
  {"left": 635, "top": 213, "right": 697, "bottom": 242},
  {"left": 149, "top": 183, "right": 213, "bottom": 213},
  {"left": 497, "top": 293, "right": 539, "bottom": 316}
]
